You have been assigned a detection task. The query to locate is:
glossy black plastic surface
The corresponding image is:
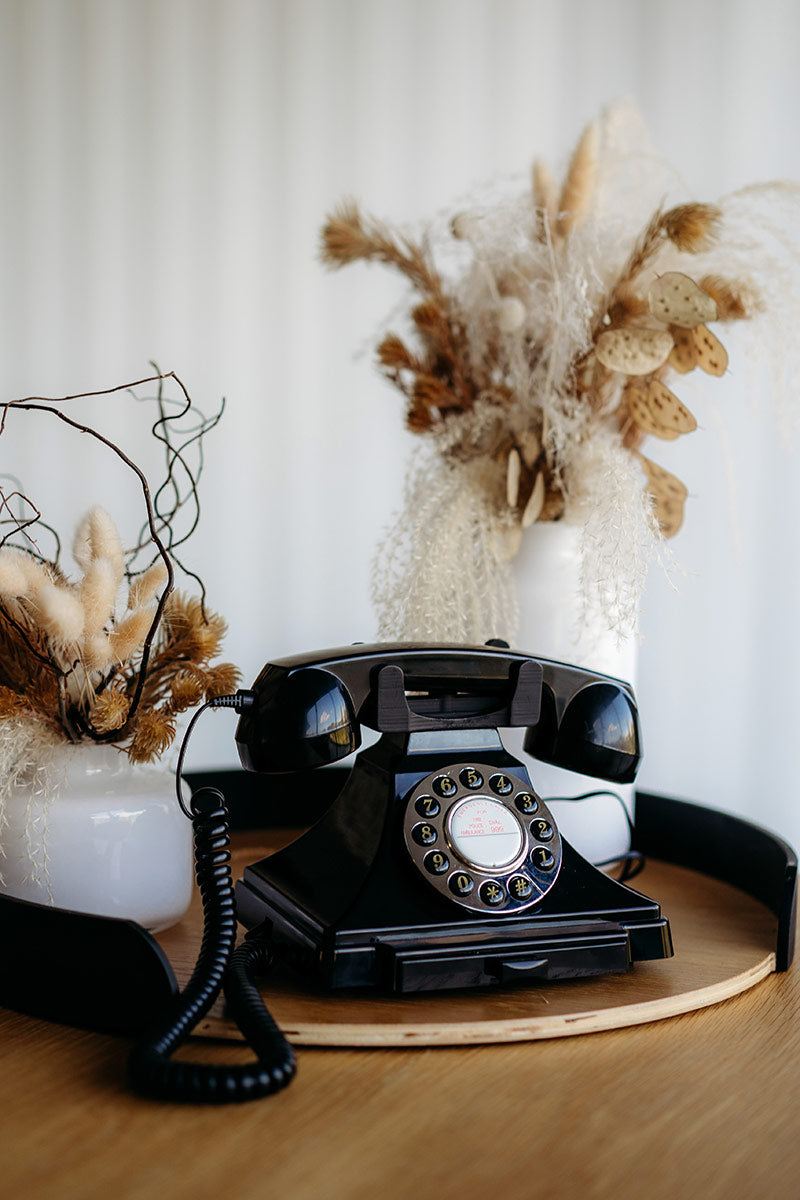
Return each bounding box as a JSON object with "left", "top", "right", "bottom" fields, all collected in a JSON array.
[
  {"left": 238, "top": 665, "right": 361, "bottom": 772},
  {"left": 527, "top": 682, "right": 641, "bottom": 784},
  {"left": 0, "top": 893, "right": 177, "bottom": 1033},
  {"left": 634, "top": 791, "right": 797, "bottom": 970},
  {"left": 235, "top": 642, "right": 640, "bottom": 785},
  {"left": 235, "top": 730, "right": 671, "bottom": 993}
]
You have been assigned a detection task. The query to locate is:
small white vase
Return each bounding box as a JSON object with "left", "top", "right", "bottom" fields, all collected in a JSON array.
[
  {"left": 0, "top": 742, "right": 194, "bottom": 932},
  {"left": 507, "top": 520, "right": 638, "bottom": 868}
]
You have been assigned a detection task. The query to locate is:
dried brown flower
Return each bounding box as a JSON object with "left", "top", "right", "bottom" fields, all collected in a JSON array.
[
  {"left": 698, "top": 275, "right": 752, "bottom": 320},
  {"left": 202, "top": 662, "right": 242, "bottom": 700},
  {"left": 406, "top": 403, "right": 435, "bottom": 433},
  {"left": 377, "top": 335, "right": 417, "bottom": 372},
  {"left": 89, "top": 688, "right": 131, "bottom": 733},
  {"left": 0, "top": 684, "right": 32, "bottom": 719},
  {"left": 412, "top": 375, "right": 458, "bottom": 411},
  {"left": 127, "top": 708, "right": 176, "bottom": 764},
  {"left": 169, "top": 670, "right": 207, "bottom": 712},
  {"left": 662, "top": 203, "right": 721, "bottom": 253}
]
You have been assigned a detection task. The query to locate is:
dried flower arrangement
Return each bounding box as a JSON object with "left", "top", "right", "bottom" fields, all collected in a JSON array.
[
  {"left": 0, "top": 371, "right": 239, "bottom": 794},
  {"left": 321, "top": 103, "right": 800, "bottom": 644}
]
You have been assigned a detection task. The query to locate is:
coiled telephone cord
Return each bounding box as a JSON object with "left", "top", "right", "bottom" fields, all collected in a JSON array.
[{"left": 127, "top": 696, "right": 296, "bottom": 1103}]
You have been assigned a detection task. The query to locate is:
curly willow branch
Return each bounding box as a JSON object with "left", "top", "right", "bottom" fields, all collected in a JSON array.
[{"left": 0, "top": 381, "right": 180, "bottom": 735}]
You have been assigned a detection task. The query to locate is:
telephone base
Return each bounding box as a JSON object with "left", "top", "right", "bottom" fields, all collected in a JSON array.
[
  {"left": 236, "top": 730, "right": 673, "bottom": 994},
  {"left": 236, "top": 861, "right": 673, "bottom": 993}
]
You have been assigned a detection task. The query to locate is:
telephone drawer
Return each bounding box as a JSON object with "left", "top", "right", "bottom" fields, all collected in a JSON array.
[{"left": 383, "top": 923, "right": 634, "bottom": 993}]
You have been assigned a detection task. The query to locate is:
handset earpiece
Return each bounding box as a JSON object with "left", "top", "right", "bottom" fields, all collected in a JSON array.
[
  {"left": 236, "top": 666, "right": 361, "bottom": 772},
  {"left": 524, "top": 681, "right": 641, "bottom": 784}
]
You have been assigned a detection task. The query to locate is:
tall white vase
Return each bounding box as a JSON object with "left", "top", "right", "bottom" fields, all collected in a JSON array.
[
  {"left": 0, "top": 742, "right": 194, "bottom": 932},
  {"left": 506, "top": 521, "right": 638, "bottom": 868}
]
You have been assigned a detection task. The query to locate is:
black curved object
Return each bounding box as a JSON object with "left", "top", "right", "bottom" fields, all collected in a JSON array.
[
  {"left": 633, "top": 791, "right": 797, "bottom": 971},
  {"left": 0, "top": 891, "right": 178, "bottom": 1034},
  {"left": 525, "top": 681, "right": 640, "bottom": 783}
]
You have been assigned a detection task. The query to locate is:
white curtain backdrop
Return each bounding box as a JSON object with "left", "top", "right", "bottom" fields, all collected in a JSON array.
[{"left": 1, "top": 0, "right": 799, "bottom": 849}]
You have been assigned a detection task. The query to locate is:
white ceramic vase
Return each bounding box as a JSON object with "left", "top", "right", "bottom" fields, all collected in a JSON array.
[
  {"left": 0, "top": 742, "right": 194, "bottom": 931},
  {"left": 506, "top": 520, "right": 638, "bottom": 868}
]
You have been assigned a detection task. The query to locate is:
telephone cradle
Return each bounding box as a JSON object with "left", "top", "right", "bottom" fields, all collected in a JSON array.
[{"left": 234, "top": 643, "right": 673, "bottom": 993}]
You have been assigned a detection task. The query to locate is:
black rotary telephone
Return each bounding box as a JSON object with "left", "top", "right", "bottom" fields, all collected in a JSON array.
[
  {"left": 232, "top": 643, "right": 672, "bottom": 993},
  {"left": 120, "top": 642, "right": 673, "bottom": 1102}
]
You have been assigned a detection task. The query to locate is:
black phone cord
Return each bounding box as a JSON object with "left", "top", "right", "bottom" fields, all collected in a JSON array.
[{"left": 127, "top": 700, "right": 297, "bottom": 1103}]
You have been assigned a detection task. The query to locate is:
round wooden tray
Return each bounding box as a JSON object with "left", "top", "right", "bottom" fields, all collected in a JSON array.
[{"left": 155, "top": 833, "right": 779, "bottom": 1048}]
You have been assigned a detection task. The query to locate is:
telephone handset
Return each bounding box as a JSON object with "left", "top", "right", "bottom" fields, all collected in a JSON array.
[
  {"left": 128, "top": 642, "right": 672, "bottom": 1103},
  {"left": 234, "top": 643, "right": 671, "bottom": 992}
]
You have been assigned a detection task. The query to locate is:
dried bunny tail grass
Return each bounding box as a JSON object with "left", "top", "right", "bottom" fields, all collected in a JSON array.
[
  {"left": 79, "top": 557, "right": 118, "bottom": 636},
  {"left": 83, "top": 633, "right": 114, "bottom": 672},
  {"left": 661, "top": 203, "right": 721, "bottom": 252},
  {"left": 555, "top": 119, "right": 599, "bottom": 238},
  {"left": 372, "top": 453, "right": 518, "bottom": 644},
  {"left": 0, "top": 550, "right": 52, "bottom": 598},
  {"left": 73, "top": 506, "right": 124, "bottom": 582},
  {"left": 0, "top": 551, "right": 29, "bottom": 599},
  {"left": 568, "top": 428, "right": 664, "bottom": 640},
  {"left": 127, "top": 561, "right": 169, "bottom": 609},
  {"left": 108, "top": 608, "right": 154, "bottom": 664},
  {"left": 36, "top": 583, "right": 85, "bottom": 645},
  {"left": 532, "top": 158, "right": 558, "bottom": 237}
]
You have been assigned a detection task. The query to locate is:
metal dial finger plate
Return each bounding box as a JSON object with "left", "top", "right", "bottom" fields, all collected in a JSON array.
[{"left": 403, "top": 762, "right": 562, "bottom": 914}]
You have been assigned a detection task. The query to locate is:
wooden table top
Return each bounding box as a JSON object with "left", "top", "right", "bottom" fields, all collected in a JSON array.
[{"left": 2, "top": 850, "right": 799, "bottom": 1200}]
